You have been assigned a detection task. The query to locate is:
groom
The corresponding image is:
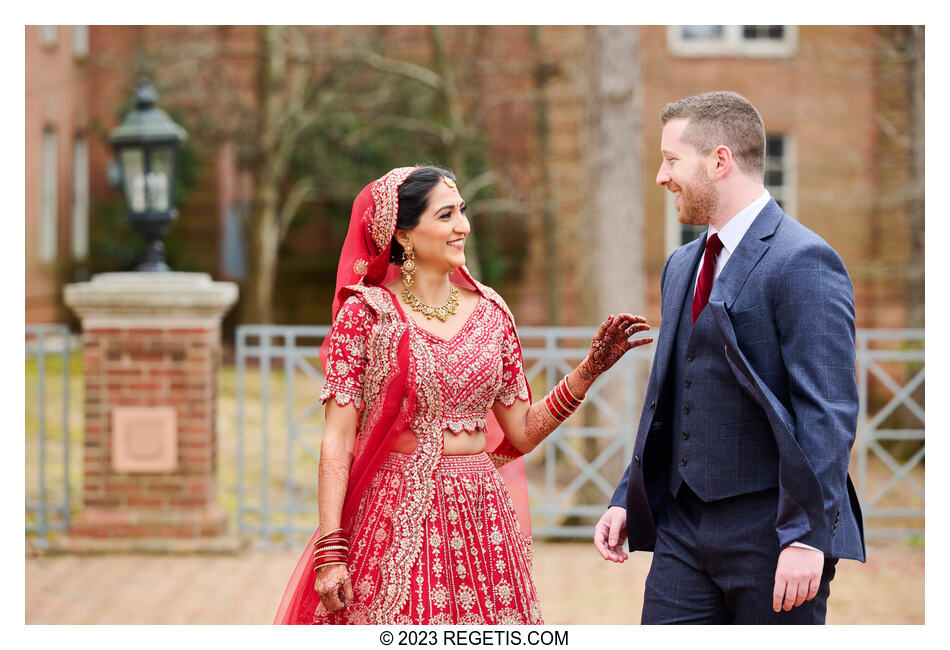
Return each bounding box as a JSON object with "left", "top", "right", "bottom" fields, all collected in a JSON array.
[{"left": 595, "top": 91, "right": 865, "bottom": 624}]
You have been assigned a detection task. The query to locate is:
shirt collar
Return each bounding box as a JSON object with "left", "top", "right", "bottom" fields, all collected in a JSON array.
[{"left": 707, "top": 189, "right": 771, "bottom": 254}]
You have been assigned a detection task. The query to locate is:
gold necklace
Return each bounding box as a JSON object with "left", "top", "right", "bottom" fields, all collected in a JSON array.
[{"left": 402, "top": 280, "right": 460, "bottom": 322}]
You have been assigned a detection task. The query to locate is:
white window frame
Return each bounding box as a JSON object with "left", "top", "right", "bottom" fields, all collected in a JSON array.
[
  {"left": 765, "top": 133, "right": 797, "bottom": 219},
  {"left": 667, "top": 25, "right": 798, "bottom": 58},
  {"left": 40, "top": 128, "right": 58, "bottom": 264},
  {"left": 663, "top": 132, "right": 797, "bottom": 255},
  {"left": 73, "top": 25, "right": 88, "bottom": 59},
  {"left": 72, "top": 134, "right": 89, "bottom": 260},
  {"left": 40, "top": 25, "right": 58, "bottom": 48}
]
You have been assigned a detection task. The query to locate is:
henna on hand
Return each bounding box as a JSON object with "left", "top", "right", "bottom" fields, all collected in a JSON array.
[
  {"left": 580, "top": 314, "right": 652, "bottom": 379},
  {"left": 314, "top": 563, "right": 352, "bottom": 610}
]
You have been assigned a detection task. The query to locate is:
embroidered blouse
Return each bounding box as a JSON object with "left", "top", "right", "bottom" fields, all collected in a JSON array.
[{"left": 320, "top": 291, "right": 530, "bottom": 434}]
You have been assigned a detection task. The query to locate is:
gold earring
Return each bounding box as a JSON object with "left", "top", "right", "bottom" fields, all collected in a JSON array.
[{"left": 401, "top": 243, "right": 416, "bottom": 288}]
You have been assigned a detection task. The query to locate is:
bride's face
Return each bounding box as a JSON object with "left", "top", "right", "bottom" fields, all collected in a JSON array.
[{"left": 399, "top": 182, "right": 470, "bottom": 274}]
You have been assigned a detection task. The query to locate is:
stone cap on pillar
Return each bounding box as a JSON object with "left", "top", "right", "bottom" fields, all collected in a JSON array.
[{"left": 64, "top": 272, "right": 239, "bottom": 327}]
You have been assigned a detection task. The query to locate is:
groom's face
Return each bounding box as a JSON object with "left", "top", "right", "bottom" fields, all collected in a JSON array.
[{"left": 657, "top": 118, "right": 720, "bottom": 226}]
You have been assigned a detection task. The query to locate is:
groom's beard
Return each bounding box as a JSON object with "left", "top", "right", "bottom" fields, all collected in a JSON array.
[{"left": 676, "top": 169, "right": 720, "bottom": 226}]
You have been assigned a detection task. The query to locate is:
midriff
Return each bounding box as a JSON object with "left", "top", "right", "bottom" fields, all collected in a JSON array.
[{"left": 391, "top": 429, "right": 487, "bottom": 455}]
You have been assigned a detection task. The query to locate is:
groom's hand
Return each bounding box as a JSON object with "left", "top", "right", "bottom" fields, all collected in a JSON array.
[
  {"left": 594, "top": 506, "right": 629, "bottom": 563},
  {"left": 772, "top": 546, "right": 824, "bottom": 612}
]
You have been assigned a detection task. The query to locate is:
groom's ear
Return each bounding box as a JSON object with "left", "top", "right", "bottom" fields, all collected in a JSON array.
[{"left": 710, "top": 144, "right": 734, "bottom": 179}]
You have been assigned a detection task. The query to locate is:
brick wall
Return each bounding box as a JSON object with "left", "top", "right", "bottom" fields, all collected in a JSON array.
[
  {"left": 27, "top": 26, "right": 921, "bottom": 331},
  {"left": 73, "top": 324, "right": 226, "bottom": 538}
]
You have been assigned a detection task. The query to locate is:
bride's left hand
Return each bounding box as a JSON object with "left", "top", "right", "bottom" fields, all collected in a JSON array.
[{"left": 582, "top": 314, "right": 653, "bottom": 378}]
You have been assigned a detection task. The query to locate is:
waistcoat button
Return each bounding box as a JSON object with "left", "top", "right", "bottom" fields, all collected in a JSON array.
[
  {"left": 683, "top": 406, "right": 690, "bottom": 414},
  {"left": 687, "top": 353, "right": 695, "bottom": 362},
  {"left": 680, "top": 458, "right": 687, "bottom": 467},
  {"left": 684, "top": 379, "right": 691, "bottom": 388},
  {"left": 682, "top": 431, "right": 689, "bottom": 440}
]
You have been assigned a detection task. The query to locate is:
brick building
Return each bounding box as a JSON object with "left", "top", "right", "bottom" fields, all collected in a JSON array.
[{"left": 25, "top": 25, "right": 922, "bottom": 330}]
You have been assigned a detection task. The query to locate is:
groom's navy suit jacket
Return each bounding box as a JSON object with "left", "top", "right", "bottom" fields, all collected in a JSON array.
[{"left": 610, "top": 199, "right": 866, "bottom": 562}]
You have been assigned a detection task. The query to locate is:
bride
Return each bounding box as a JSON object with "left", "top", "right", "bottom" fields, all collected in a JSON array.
[{"left": 275, "top": 166, "right": 652, "bottom": 624}]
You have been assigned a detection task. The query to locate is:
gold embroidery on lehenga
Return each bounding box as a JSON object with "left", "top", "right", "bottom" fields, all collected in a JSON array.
[{"left": 315, "top": 283, "right": 542, "bottom": 625}]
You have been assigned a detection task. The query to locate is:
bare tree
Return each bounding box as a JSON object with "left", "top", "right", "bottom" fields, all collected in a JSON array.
[{"left": 570, "top": 26, "right": 645, "bottom": 524}]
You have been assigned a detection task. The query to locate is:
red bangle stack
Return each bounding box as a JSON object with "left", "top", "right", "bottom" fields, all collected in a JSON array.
[
  {"left": 543, "top": 376, "right": 584, "bottom": 422},
  {"left": 313, "top": 528, "right": 349, "bottom": 571}
]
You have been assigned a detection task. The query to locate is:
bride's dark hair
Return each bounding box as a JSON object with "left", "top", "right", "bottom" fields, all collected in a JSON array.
[{"left": 389, "top": 166, "right": 457, "bottom": 263}]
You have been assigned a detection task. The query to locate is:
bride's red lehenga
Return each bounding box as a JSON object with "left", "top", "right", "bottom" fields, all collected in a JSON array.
[{"left": 274, "top": 167, "right": 542, "bottom": 625}]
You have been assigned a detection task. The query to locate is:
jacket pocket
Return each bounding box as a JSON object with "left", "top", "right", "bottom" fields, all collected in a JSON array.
[
  {"left": 720, "top": 419, "right": 771, "bottom": 437},
  {"left": 730, "top": 305, "right": 762, "bottom": 327}
]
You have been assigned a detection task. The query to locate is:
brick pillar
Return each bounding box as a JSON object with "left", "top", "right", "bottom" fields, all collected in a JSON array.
[{"left": 64, "top": 273, "right": 237, "bottom": 546}]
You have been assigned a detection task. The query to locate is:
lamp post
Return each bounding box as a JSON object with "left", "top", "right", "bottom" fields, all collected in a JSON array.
[{"left": 109, "top": 79, "right": 187, "bottom": 272}]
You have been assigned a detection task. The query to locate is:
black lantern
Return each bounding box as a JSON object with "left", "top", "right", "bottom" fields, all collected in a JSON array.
[{"left": 109, "top": 79, "right": 187, "bottom": 272}]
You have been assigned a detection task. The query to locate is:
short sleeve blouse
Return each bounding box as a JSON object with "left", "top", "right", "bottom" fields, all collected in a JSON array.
[
  {"left": 319, "top": 296, "right": 375, "bottom": 411},
  {"left": 319, "top": 290, "right": 529, "bottom": 433}
]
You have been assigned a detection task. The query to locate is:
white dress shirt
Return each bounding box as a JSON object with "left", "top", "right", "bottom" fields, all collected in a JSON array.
[
  {"left": 693, "top": 189, "right": 771, "bottom": 290},
  {"left": 693, "top": 189, "right": 818, "bottom": 554}
]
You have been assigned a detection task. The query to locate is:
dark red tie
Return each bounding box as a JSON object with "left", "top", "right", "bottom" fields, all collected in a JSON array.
[{"left": 691, "top": 233, "right": 724, "bottom": 324}]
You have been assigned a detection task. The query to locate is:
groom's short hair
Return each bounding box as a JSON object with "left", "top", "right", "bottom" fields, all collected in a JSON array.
[{"left": 660, "top": 91, "right": 766, "bottom": 181}]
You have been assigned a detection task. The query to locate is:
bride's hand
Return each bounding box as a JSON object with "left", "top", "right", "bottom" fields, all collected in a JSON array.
[
  {"left": 581, "top": 314, "right": 653, "bottom": 379},
  {"left": 314, "top": 563, "right": 353, "bottom": 611}
]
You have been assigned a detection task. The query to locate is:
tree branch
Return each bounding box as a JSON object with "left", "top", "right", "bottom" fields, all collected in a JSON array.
[{"left": 277, "top": 176, "right": 316, "bottom": 240}]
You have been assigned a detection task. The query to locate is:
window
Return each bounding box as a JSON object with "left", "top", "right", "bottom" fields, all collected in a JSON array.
[
  {"left": 40, "top": 128, "right": 58, "bottom": 263},
  {"left": 764, "top": 133, "right": 796, "bottom": 217},
  {"left": 664, "top": 132, "right": 797, "bottom": 254},
  {"left": 73, "top": 25, "right": 88, "bottom": 59},
  {"left": 668, "top": 25, "right": 797, "bottom": 58},
  {"left": 72, "top": 135, "right": 89, "bottom": 260},
  {"left": 40, "top": 25, "right": 58, "bottom": 48}
]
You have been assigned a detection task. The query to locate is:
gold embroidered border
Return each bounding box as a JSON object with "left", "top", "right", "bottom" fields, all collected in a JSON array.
[{"left": 369, "top": 167, "right": 416, "bottom": 252}]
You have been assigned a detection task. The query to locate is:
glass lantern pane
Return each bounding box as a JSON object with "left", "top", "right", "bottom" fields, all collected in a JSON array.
[
  {"left": 120, "top": 148, "right": 146, "bottom": 213},
  {"left": 147, "top": 146, "right": 174, "bottom": 212}
]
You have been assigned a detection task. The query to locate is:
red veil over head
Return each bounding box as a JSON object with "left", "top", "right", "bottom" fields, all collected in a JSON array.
[{"left": 275, "top": 167, "right": 531, "bottom": 624}]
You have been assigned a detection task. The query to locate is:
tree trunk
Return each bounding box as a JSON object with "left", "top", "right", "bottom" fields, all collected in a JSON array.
[
  {"left": 563, "top": 26, "right": 645, "bottom": 527},
  {"left": 428, "top": 26, "right": 483, "bottom": 280},
  {"left": 904, "top": 26, "right": 924, "bottom": 330},
  {"left": 530, "top": 26, "right": 560, "bottom": 326},
  {"left": 241, "top": 25, "right": 286, "bottom": 325}
]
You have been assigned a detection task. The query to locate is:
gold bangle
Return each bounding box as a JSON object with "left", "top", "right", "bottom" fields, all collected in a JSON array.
[
  {"left": 561, "top": 377, "right": 583, "bottom": 404},
  {"left": 551, "top": 387, "right": 576, "bottom": 418},
  {"left": 544, "top": 394, "right": 568, "bottom": 422},
  {"left": 555, "top": 382, "right": 579, "bottom": 410},
  {"left": 315, "top": 528, "right": 344, "bottom": 544},
  {"left": 314, "top": 561, "right": 347, "bottom": 572}
]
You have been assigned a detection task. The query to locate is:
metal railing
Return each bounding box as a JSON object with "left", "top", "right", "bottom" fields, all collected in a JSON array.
[
  {"left": 856, "top": 329, "right": 925, "bottom": 540},
  {"left": 25, "top": 324, "right": 72, "bottom": 547},
  {"left": 234, "top": 325, "right": 925, "bottom": 547},
  {"left": 27, "top": 324, "right": 921, "bottom": 547}
]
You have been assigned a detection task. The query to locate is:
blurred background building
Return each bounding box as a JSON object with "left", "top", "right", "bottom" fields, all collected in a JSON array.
[
  {"left": 25, "top": 25, "right": 923, "bottom": 332},
  {"left": 24, "top": 30, "right": 925, "bottom": 619}
]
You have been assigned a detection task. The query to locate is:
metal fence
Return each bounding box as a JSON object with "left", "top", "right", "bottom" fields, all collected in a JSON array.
[
  {"left": 25, "top": 324, "right": 72, "bottom": 548},
  {"left": 24, "top": 324, "right": 923, "bottom": 547},
  {"left": 856, "top": 329, "right": 925, "bottom": 540},
  {"left": 234, "top": 325, "right": 925, "bottom": 548}
]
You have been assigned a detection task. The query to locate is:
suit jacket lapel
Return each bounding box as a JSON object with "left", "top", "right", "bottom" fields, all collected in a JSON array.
[
  {"left": 709, "top": 199, "right": 783, "bottom": 309},
  {"left": 652, "top": 236, "right": 706, "bottom": 393}
]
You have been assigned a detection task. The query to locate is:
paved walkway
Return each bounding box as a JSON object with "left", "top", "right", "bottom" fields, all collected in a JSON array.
[{"left": 26, "top": 541, "right": 923, "bottom": 624}]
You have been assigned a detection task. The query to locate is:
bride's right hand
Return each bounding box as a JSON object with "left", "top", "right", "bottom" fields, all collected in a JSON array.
[{"left": 314, "top": 563, "right": 353, "bottom": 611}]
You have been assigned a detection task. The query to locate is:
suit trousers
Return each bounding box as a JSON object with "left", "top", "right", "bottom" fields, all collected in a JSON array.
[{"left": 641, "top": 484, "right": 837, "bottom": 624}]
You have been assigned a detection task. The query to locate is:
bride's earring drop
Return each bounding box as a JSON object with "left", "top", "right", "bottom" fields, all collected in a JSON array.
[{"left": 401, "top": 242, "right": 416, "bottom": 288}]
